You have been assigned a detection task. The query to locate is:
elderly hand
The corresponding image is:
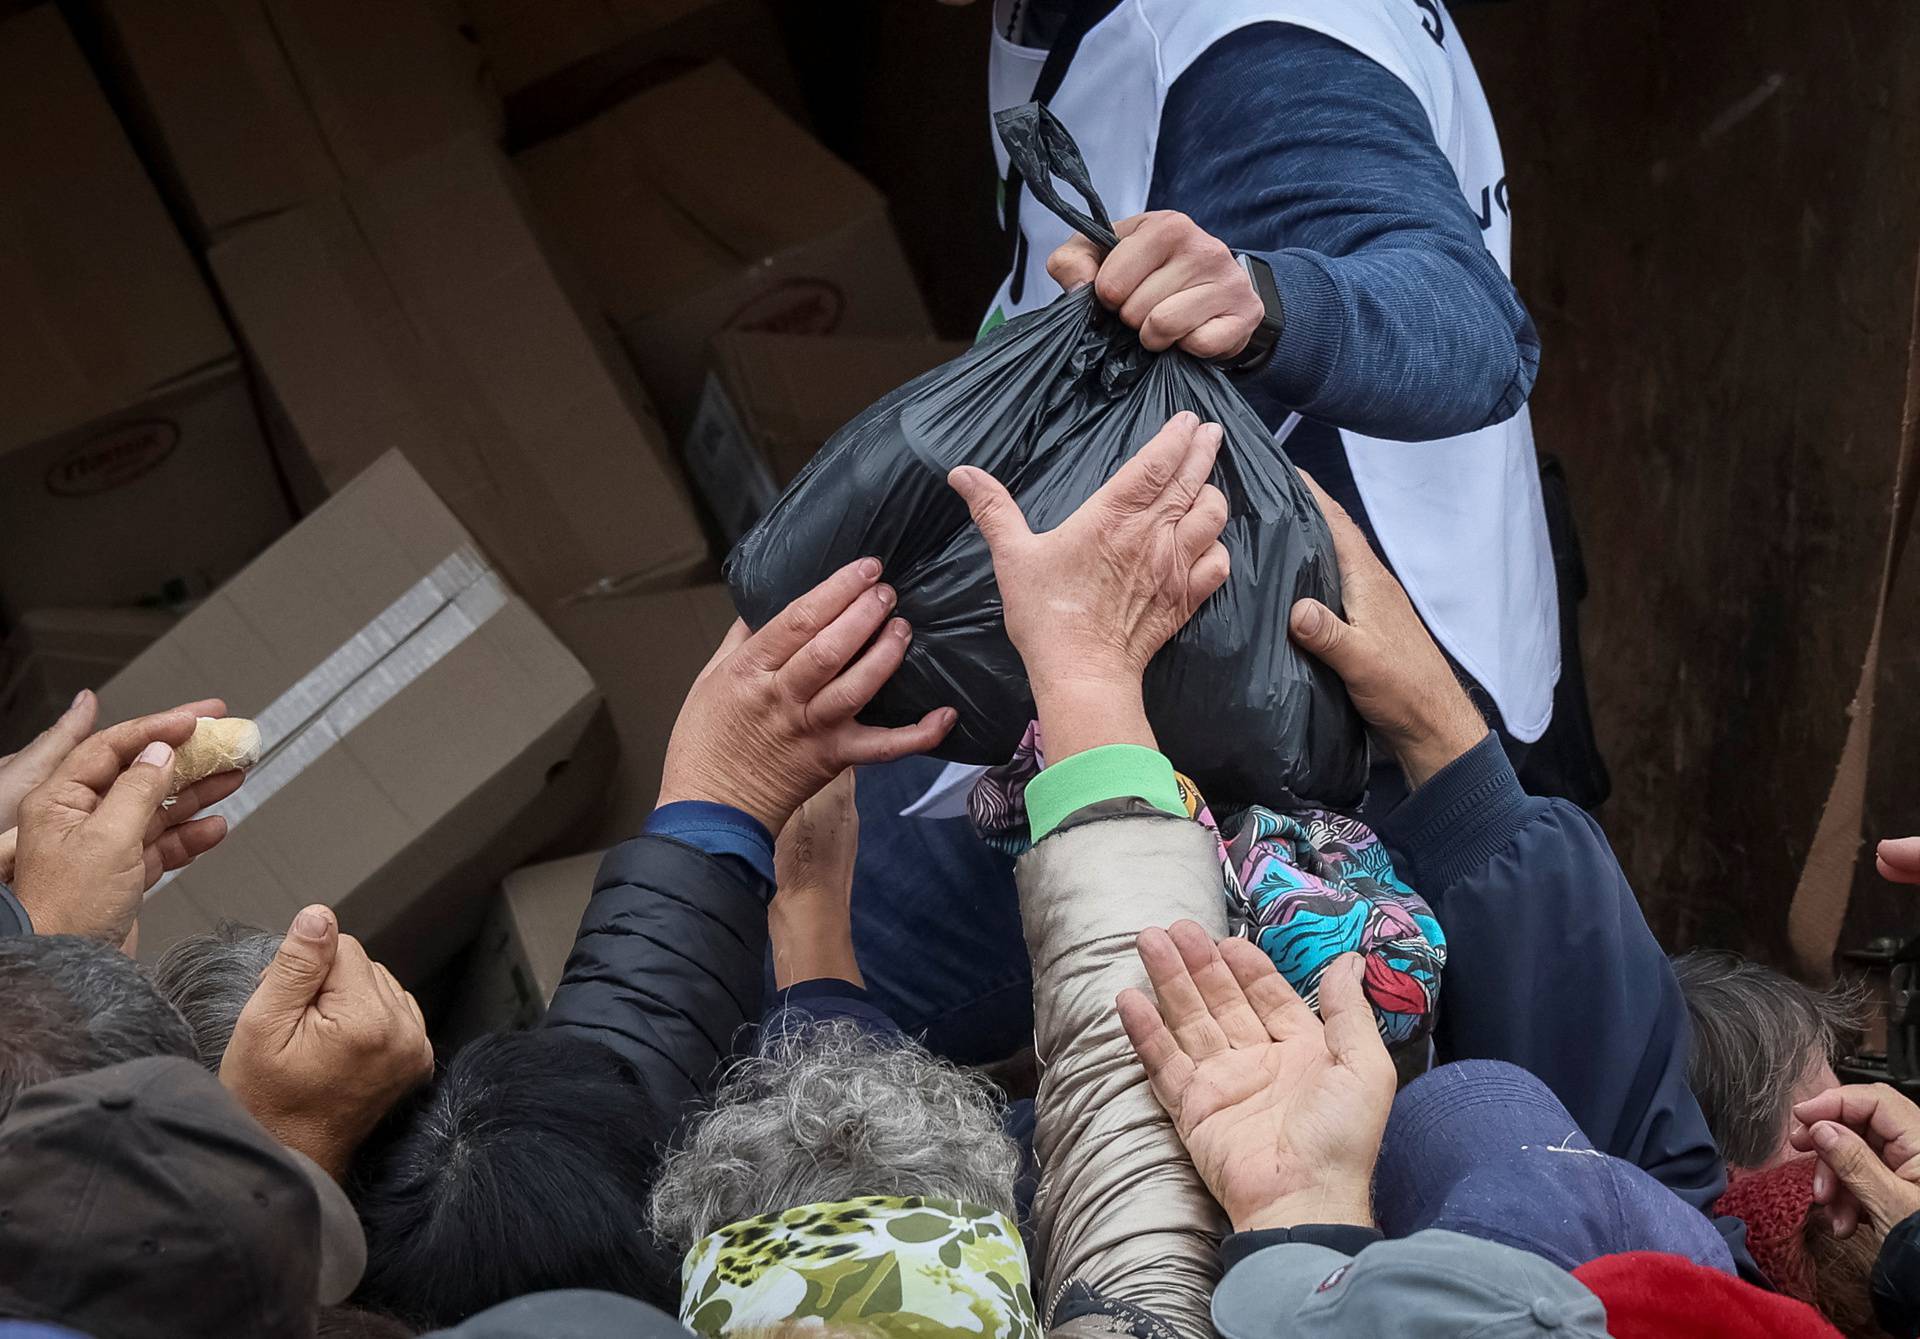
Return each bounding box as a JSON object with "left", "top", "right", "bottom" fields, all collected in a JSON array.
[
  {"left": 950, "top": 411, "right": 1230, "bottom": 757},
  {"left": 1789, "top": 1083, "right": 1920, "bottom": 1239},
  {"left": 1048, "top": 211, "right": 1264, "bottom": 362},
  {"left": 220, "top": 904, "right": 433, "bottom": 1180},
  {"left": 1880, "top": 838, "right": 1920, "bottom": 886},
  {"left": 770, "top": 769, "right": 862, "bottom": 989},
  {"left": 0, "top": 689, "right": 98, "bottom": 833},
  {"left": 657, "top": 562, "right": 955, "bottom": 835},
  {"left": 1119, "top": 922, "right": 1395, "bottom": 1232},
  {"left": 7, "top": 702, "right": 240, "bottom": 943},
  {"left": 1286, "top": 475, "right": 1489, "bottom": 788}
]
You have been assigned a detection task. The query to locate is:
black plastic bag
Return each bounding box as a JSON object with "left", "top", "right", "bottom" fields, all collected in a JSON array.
[{"left": 726, "top": 104, "right": 1366, "bottom": 808}]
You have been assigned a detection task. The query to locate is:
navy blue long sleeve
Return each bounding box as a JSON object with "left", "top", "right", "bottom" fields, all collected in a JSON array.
[
  {"left": 1376, "top": 735, "right": 1725, "bottom": 1215},
  {"left": 1147, "top": 24, "right": 1539, "bottom": 442}
]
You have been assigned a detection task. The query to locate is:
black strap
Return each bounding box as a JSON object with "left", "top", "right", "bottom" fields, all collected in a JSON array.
[{"left": 1002, "top": 0, "right": 1122, "bottom": 304}]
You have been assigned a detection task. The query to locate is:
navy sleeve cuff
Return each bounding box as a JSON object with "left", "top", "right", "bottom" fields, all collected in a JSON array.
[
  {"left": 764, "top": 979, "right": 904, "bottom": 1039},
  {"left": 1221, "top": 1224, "right": 1382, "bottom": 1271},
  {"left": 1375, "top": 731, "right": 1539, "bottom": 895},
  {"left": 1243, "top": 248, "right": 1346, "bottom": 410},
  {"left": 644, "top": 801, "right": 776, "bottom": 892},
  {"left": 0, "top": 882, "right": 32, "bottom": 937}
]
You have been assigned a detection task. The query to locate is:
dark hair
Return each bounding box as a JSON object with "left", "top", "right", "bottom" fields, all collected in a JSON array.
[
  {"left": 347, "top": 1031, "right": 678, "bottom": 1329},
  {"left": 151, "top": 921, "right": 282, "bottom": 1069},
  {"left": 0, "top": 935, "right": 196, "bottom": 1112},
  {"left": 317, "top": 1305, "right": 416, "bottom": 1338},
  {"left": 1673, "top": 951, "right": 1866, "bottom": 1169}
]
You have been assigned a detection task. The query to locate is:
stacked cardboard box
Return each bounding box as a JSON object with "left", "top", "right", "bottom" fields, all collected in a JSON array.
[
  {"left": 211, "top": 135, "right": 711, "bottom": 613},
  {"left": 0, "top": 608, "right": 178, "bottom": 753},
  {"left": 442, "top": 848, "right": 603, "bottom": 1041},
  {"left": 546, "top": 583, "right": 740, "bottom": 849},
  {"left": 92, "top": 0, "right": 501, "bottom": 242},
  {"left": 0, "top": 7, "right": 289, "bottom": 616},
  {"left": 684, "top": 331, "right": 967, "bottom": 541},
  {"left": 517, "top": 62, "right": 934, "bottom": 433},
  {"left": 459, "top": 0, "right": 801, "bottom": 139},
  {"left": 100, "top": 453, "right": 610, "bottom": 984}
]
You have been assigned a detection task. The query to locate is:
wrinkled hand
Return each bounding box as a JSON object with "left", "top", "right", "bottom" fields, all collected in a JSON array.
[
  {"left": 770, "top": 769, "right": 861, "bottom": 989},
  {"left": 221, "top": 904, "right": 432, "bottom": 1179},
  {"left": 1118, "top": 921, "right": 1394, "bottom": 1232},
  {"left": 1049, "top": 212, "right": 1263, "bottom": 361},
  {"left": 1880, "top": 838, "right": 1920, "bottom": 886},
  {"left": 1789, "top": 1083, "right": 1920, "bottom": 1239},
  {"left": 1287, "top": 475, "right": 1488, "bottom": 788},
  {"left": 949, "top": 412, "right": 1229, "bottom": 757},
  {"left": 0, "top": 690, "right": 98, "bottom": 833},
  {"left": 8, "top": 702, "right": 240, "bottom": 943},
  {"left": 657, "top": 563, "right": 955, "bottom": 834}
]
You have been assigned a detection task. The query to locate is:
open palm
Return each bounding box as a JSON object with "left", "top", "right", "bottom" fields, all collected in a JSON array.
[{"left": 1118, "top": 921, "right": 1395, "bottom": 1232}]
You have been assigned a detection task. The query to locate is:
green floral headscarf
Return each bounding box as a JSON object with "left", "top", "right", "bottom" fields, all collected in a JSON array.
[{"left": 679, "top": 1195, "right": 1040, "bottom": 1339}]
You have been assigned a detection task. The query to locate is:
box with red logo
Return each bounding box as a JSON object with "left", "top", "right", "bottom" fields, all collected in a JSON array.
[
  {"left": 0, "top": 8, "right": 288, "bottom": 614},
  {"left": 514, "top": 61, "right": 933, "bottom": 433}
]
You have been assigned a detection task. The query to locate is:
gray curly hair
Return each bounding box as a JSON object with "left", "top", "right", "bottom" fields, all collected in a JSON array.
[
  {"left": 649, "top": 1020, "right": 1020, "bottom": 1250},
  {"left": 151, "top": 922, "right": 282, "bottom": 1070}
]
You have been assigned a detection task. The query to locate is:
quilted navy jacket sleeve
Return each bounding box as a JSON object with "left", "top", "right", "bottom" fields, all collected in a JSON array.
[{"left": 541, "top": 834, "right": 770, "bottom": 1128}]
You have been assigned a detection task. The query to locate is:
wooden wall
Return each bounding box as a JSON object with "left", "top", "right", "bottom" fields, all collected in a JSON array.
[{"left": 1456, "top": 0, "right": 1920, "bottom": 960}]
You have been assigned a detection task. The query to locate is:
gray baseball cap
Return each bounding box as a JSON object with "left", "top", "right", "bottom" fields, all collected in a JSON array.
[{"left": 1213, "top": 1229, "right": 1609, "bottom": 1339}]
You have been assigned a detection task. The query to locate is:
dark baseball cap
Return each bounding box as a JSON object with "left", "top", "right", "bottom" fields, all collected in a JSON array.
[
  {"left": 0, "top": 1056, "right": 366, "bottom": 1339},
  {"left": 1374, "top": 1059, "right": 1735, "bottom": 1273}
]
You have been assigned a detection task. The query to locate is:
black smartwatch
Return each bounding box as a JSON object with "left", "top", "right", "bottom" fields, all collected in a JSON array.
[{"left": 1218, "top": 252, "right": 1286, "bottom": 373}]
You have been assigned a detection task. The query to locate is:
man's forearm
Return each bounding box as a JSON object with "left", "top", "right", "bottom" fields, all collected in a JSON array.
[{"left": 1151, "top": 23, "right": 1538, "bottom": 439}]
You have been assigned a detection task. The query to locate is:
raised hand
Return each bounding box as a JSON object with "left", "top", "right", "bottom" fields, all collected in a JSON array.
[
  {"left": 1880, "top": 837, "right": 1920, "bottom": 886},
  {"left": 0, "top": 689, "right": 98, "bottom": 833},
  {"left": 1790, "top": 1082, "right": 1920, "bottom": 1238},
  {"left": 1117, "top": 921, "right": 1395, "bottom": 1232},
  {"left": 657, "top": 562, "right": 955, "bottom": 834},
  {"left": 8, "top": 702, "right": 239, "bottom": 943},
  {"left": 1286, "top": 474, "right": 1489, "bottom": 788},
  {"left": 950, "top": 411, "right": 1230, "bottom": 759},
  {"left": 220, "top": 904, "right": 433, "bottom": 1179}
]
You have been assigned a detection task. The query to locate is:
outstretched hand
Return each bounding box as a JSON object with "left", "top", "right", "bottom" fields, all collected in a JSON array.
[
  {"left": 949, "top": 411, "right": 1230, "bottom": 758},
  {"left": 1880, "top": 837, "right": 1920, "bottom": 886},
  {"left": 1118, "top": 921, "right": 1395, "bottom": 1232},
  {"left": 1790, "top": 1082, "right": 1920, "bottom": 1239},
  {"left": 7, "top": 701, "right": 240, "bottom": 943},
  {"left": 657, "top": 562, "right": 955, "bottom": 834},
  {"left": 0, "top": 689, "right": 98, "bottom": 834},
  {"left": 1287, "top": 474, "right": 1488, "bottom": 789}
]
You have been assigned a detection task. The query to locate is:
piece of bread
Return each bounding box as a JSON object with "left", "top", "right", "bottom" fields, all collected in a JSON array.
[{"left": 171, "top": 717, "right": 262, "bottom": 794}]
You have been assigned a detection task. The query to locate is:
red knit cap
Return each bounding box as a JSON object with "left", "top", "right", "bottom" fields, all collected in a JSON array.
[
  {"left": 1714, "top": 1155, "right": 1820, "bottom": 1300},
  {"left": 1575, "top": 1250, "right": 1843, "bottom": 1338}
]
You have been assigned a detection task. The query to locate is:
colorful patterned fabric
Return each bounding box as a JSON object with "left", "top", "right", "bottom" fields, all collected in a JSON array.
[
  {"left": 967, "top": 724, "right": 1444, "bottom": 1045},
  {"left": 679, "top": 1195, "right": 1039, "bottom": 1339},
  {"left": 968, "top": 722, "right": 1047, "bottom": 856}
]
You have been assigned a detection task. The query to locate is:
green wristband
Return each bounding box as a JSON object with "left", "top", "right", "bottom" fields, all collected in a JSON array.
[{"left": 1025, "top": 745, "right": 1187, "bottom": 843}]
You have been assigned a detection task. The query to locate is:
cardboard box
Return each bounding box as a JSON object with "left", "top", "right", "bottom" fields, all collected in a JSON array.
[
  {"left": 684, "top": 332, "right": 966, "bottom": 542},
  {"left": 546, "top": 583, "right": 738, "bottom": 848},
  {"left": 0, "top": 608, "right": 178, "bottom": 752},
  {"left": 0, "top": 360, "right": 292, "bottom": 613},
  {"left": 465, "top": 0, "right": 800, "bottom": 132},
  {"left": 98, "top": 452, "right": 607, "bottom": 984},
  {"left": 0, "top": 6, "right": 234, "bottom": 453},
  {"left": 211, "top": 135, "right": 710, "bottom": 613},
  {"left": 442, "top": 848, "right": 602, "bottom": 1040},
  {"left": 92, "top": 0, "right": 501, "bottom": 241},
  {"left": 516, "top": 62, "right": 934, "bottom": 432}
]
